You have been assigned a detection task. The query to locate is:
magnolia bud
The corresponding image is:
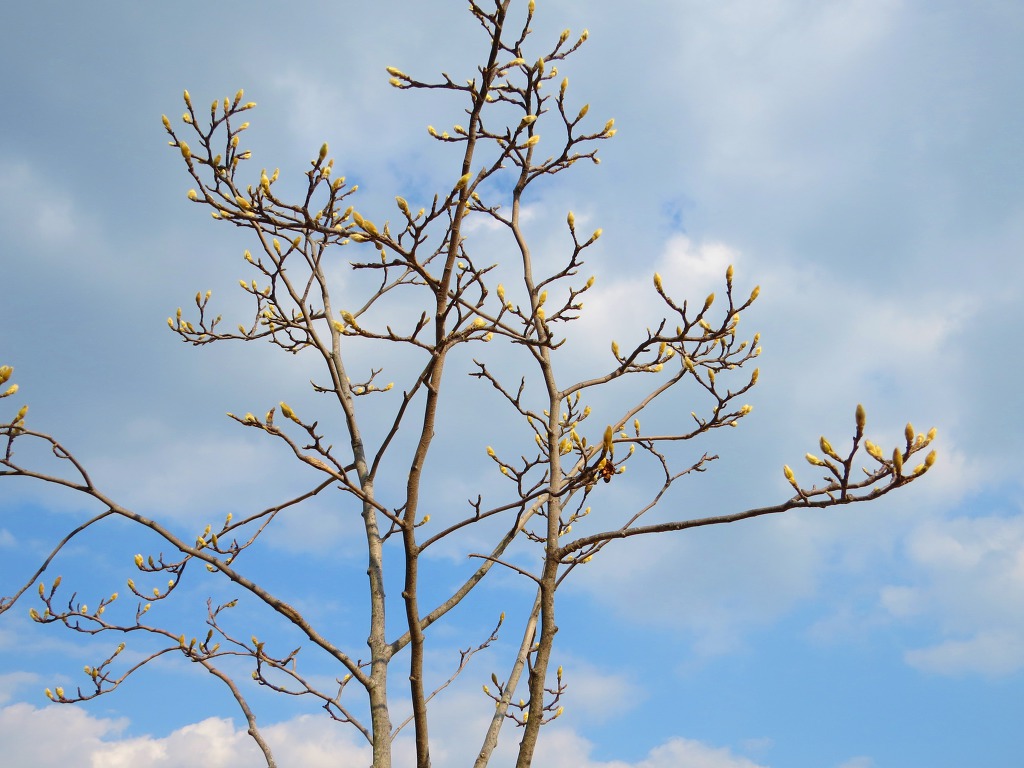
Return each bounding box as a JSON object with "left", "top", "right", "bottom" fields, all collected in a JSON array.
[{"left": 820, "top": 437, "right": 839, "bottom": 459}]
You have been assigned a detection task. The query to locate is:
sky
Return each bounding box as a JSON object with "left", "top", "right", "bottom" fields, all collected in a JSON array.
[{"left": 1, "top": 0, "right": 1023, "bottom": 766}]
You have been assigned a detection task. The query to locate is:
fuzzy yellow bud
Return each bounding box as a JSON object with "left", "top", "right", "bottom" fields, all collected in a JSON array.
[
  {"left": 749, "top": 285, "right": 761, "bottom": 302},
  {"left": 473, "top": 317, "right": 487, "bottom": 328},
  {"left": 55, "top": 687, "right": 64, "bottom": 699},
  {"left": 806, "top": 453, "right": 826, "bottom": 466},
  {"left": 927, "top": 427, "right": 937, "bottom": 441},
  {"left": 134, "top": 553, "right": 144, "bottom": 568},
  {"left": 925, "top": 449, "right": 937, "bottom": 467},
  {"left": 892, "top": 448, "right": 903, "bottom": 475},
  {"left": 726, "top": 264, "right": 734, "bottom": 282},
  {"left": 318, "top": 142, "right": 329, "bottom": 161},
  {"left": 820, "top": 436, "right": 839, "bottom": 460},
  {"left": 602, "top": 425, "right": 614, "bottom": 454},
  {"left": 524, "top": 134, "right": 541, "bottom": 147},
  {"left": 751, "top": 368, "right": 760, "bottom": 384},
  {"left": 456, "top": 172, "right": 472, "bottom": 190},
  {"left": 611, "top": 340, "right": 620, "bottom": 357},
  {"left": 702, "top": 293, "right": 715, "bottom": 311},
  {"left": 280, "top": 402, "right": 297, "bottom": 421},
  {"left": 905, "top": 422, "right": 915, "bottom": 444},
  {"left": 783, "top": 465, "right": 796, "bottom": 483},
  {"left": 856, "top": 403, "right": 866, "bottom": 429},
  {"left": 653, "top": 272, "right": 663, "bottom": 291}
]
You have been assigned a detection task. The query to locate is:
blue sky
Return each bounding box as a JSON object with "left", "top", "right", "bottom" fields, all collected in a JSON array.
[{"left": 2, "top": 1, "right": 1023, "bottom": 766}]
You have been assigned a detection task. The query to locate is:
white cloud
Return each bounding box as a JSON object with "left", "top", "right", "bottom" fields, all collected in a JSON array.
[
  {"left": 836, "top": 758, "right": 875, "bottom": 768},
  {"left": 0, "top": 703, "right": 765, "bottom": 768},
  {"left": 904, "top": 631, "right": 1024, "bottom": 679},
  {"left": 589, "top": 736, "right": 767, "bottom": 768},
  {"left": 570, "top": 234, "right": 744, "bottom": 352},
  {"left": 555, "top": 656, "right": 645, "bottom": 724},
  {"left": 0, "top": 162, "right": 84, "bottom": 250},
  {"left": 0, "top": 672, "right": 37, "bottom": 705},
  {"left": 0, "top": 704, "right": 132, "bottom": 768},
  {"left": 881, "top": 515, "right": 1024, "bottom": 676},
  {"left": 571, "top": 508, "right": 826, "bottom": 660},
  {"left": 90, "top": 717, "right": 265, "bottom": 768}
]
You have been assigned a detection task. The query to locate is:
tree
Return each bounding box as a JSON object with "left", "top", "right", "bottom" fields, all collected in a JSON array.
[{"left": 0, "top": 1, "right": 938, "bottom": 766}]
